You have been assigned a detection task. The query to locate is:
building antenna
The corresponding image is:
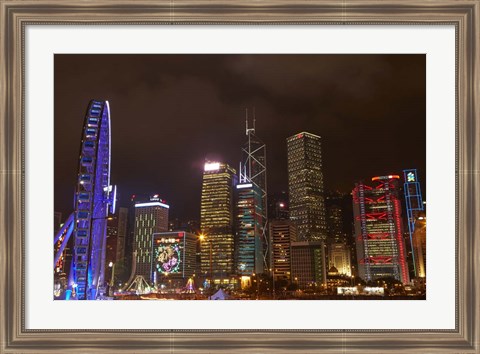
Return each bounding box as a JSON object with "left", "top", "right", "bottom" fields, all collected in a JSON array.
[
  {"left": 245, "top": 108, "right": 249, "bottom": 136},
  {"left": 246, "top": 107, "right": 255, "bottom": 136}
]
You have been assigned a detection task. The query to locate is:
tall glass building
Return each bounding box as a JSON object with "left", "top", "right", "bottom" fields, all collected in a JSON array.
[
  {"left": 269, "top": 219, "right": 296, "bottom": 281},
  {"left": 240, "top": 112, "right": 268, "bottom": 270},
  {"left": 290, "top": 241, "right": 327, "bottom": 289},
  {"left": 235, "top": 183, "right": 264, "bottom": 275},
  {"left": 352, "top": 175, "right": 410, "bottom": 284},
  {"left": 133, "top": 195, "right": 169, "bottom": 280},
  {"left": 287, "top": 132, "right": 327, "bottom": 241},
  {"left": 200, "top": 162, "right": 237, "bottom": 281}
]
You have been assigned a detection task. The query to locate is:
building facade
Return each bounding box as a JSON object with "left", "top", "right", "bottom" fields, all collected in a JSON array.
[
  {"left": 353, "top": 175, "right": 410, "bottom": 284},
  {"left": 287, "top": 132, "right": 327, "bottom": 242},
  {"left": 115, "top": 207, "right": 128, "bottom": 264},
  {"left": 133, "top": 195, "right": 169, "bottom": 280},
  {"left": 235, "top": 183, "right": 264, "bottom": 275},
  {"left": 412, "top": 212, "right": 426, "bottom": 279},
  {"left": 105, "top": 215, "right": 119, "bottom": 282},
  {"left": 327, "top": 243, "right": 351, "bottom": 276},
  {"left": 200, "top": 162, "right": 237, "bottom": 281},
  {"left": 151, "top": 231, "right": 197, "bottom": 285},
  {"left": 290, "top": 241, "right": 327, "bottom": 289},
  {"left": 402, "top": 169, "right": 425, "bottom": 278},
  {"left": 325, "top": 192, "right": 352, "bottom": 276},
  {"left": 268, "top": 191, "right": 289, "bottom": 220},
  {"left": 269, "top": 219, "right": 296, "bottom": 281}
]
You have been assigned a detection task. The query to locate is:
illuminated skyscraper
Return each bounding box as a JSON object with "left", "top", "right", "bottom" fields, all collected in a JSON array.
[
  {"left": 115, "top": 207, "right": 128, "bottom": 263},
  {"left": 412, "top": 212, "right": 426, "bottom": 278},
  {"left": 200, "top": 162, "right": 237, "bottom": 280},
  {"left": 235, "top": 182, "right": 264, "bottom": 275},
  {"left": 403, "top": 169, "right": 425, "bottom": 277},
  {"left": 105, "top": 215, "right": 118, "bottom": 282},
  {"left": 241, "top": 109, "right": 268, "bottom": 269},
  {"left": 353, "top": 175, "right": 410, "bottom": 284},
  {"left": 133, "top": 195, "right": 169, "bottom": 279},
  {"left": 325, "top": 192, "right": 351, "bottom": 276},
  {"left": 269, "top": 219, "right": 296, "bottom": 281},
  {"left": 287, "top": 132, "right": 327, "bottom": 241}
]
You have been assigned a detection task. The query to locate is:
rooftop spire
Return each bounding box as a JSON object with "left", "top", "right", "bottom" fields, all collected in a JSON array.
[{"left": 245, "top": 107, "right": 255, "bottom": 136}]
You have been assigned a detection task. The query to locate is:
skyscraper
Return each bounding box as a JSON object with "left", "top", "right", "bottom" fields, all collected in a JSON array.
[
  {"left": 269, "top": 219, "right": 296, "bottom": 281},
  {"left": 105, "top": 215, "right": 119, "bottom": 282},
  {"left": 287, "top": 132, "right": 327, "bottom": 242},
  {"left": 403, "top": 169, "right": 425, "bottom": 277},
  {"left": 115, "top": 207, "right": 128, "bottom": 264},
  {"left": 325, "top": 192, "right": 351, "bottom": 276},
  {"left": 235, "top": 182, "right": 264, "bottom": 275},
  {"left": 240, "top": 110, "right": 268, "bottom": 269},
  {"left": 412, "top": 212, "right": 426, "bottom": 279},
  {"left": 200, "top": 162, "right": 237, "bottom": 281},
  {"left": 133, "top": 195, "right": 169, "bottom": 279},
  {"left": 353, "top": 175, "right": 410, "bottom": 284},
  {"left": 290, "top": 241, "right": 327, "bottom": 289}
]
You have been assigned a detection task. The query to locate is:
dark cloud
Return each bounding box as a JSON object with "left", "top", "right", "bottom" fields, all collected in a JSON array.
[{"left": 54, "top": 54, "right": 426, "bottom": 220}]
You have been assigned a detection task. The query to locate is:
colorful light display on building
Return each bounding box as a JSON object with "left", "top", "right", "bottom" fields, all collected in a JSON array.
[
  {"left": 152, "top": 231, "right": 197, "bottom": 281},
  {"left": 353, "top": 175, "right": 410, "bottom": 284},
  {"left": 154, "top": 239, "right": 181, "bottom": 274}
]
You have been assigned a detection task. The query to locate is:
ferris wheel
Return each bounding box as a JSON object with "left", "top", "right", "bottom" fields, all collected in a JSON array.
[{"left": 54, "top": 100, "right": 116, "bottom": 300}]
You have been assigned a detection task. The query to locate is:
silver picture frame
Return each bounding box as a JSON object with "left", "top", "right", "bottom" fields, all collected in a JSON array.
[{"left": 1, "top": 1, "right": 479, "bottom": 352}]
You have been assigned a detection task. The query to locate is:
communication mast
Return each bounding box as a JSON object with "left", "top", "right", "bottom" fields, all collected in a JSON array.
[{"left": 242, "top": 108, "right": 268, "bottom": 270}]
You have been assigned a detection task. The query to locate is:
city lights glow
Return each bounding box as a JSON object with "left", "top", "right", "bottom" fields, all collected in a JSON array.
[
  {"left": 236, "top": 183, "right": 253, "bottom": 189},
  {"left": 134, "top": 202, "right": 170, "bottom": 209},
  {"left": 371, "top": 175, "right": 400, "bottom": 181},
  {"left": 204, "top": 162, "right": 220, "bottom": 171}
]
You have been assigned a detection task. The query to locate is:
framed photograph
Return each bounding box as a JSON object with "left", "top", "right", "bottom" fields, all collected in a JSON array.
[{"left": 1, "top": 1, "right": 479, "bottom": 352}]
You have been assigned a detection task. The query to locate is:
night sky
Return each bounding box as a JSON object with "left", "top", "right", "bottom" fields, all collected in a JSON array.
[{"left": 54, "top": 54, "right": 426, "bottom": 221}]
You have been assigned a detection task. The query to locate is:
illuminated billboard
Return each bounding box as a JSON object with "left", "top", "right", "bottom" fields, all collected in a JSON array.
[
  {"left": 363, "top": 287, "right": 385, "bottom": 295},
  {"left": 151, "top": 232, "right": 197, "bottom": 280},
  {"left": 337, "top": 287, "right": 359, "bottom": 295},
  {"left": 154, "top": 237, "right": 181, "bottom": 274}
]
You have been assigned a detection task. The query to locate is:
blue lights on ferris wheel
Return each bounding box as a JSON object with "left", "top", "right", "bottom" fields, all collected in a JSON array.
[{"left": 53, "top": 99, "right": 115, "bottom": 300}]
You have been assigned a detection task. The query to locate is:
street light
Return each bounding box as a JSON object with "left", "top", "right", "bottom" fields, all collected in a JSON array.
[
  {"left": 108, "top": 261, "right": 115, "bottom": 297},
  {"left": 269, "top": 268, "right": 275, "bottom": 300},
  {"left": 252, "top": 273, "right": 260, "bottom": 300}
]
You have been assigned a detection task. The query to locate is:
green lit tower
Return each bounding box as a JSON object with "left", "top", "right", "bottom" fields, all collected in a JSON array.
[{"left": 235, "top": 182, "right": 264, "bottom": 275}]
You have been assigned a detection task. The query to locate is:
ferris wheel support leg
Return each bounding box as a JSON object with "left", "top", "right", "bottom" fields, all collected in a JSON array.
[
  {"left": 54, "top": 212, "right": 74, "bottom": 244},
  {"left": 54, "top": 218, "right": 74, "bottom": 268}
]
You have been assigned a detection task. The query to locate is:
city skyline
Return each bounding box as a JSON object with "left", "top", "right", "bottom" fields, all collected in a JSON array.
[
  {"left": 53, "top": 99, "right": 426, "bottom": 300},
  {"left": 54, "top": 54, "right": 426, "bottom": 221}
]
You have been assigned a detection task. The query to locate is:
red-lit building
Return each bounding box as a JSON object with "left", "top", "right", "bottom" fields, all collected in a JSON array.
[{"left": 352, "top": 175, "right": 410, "bottom": 284}]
